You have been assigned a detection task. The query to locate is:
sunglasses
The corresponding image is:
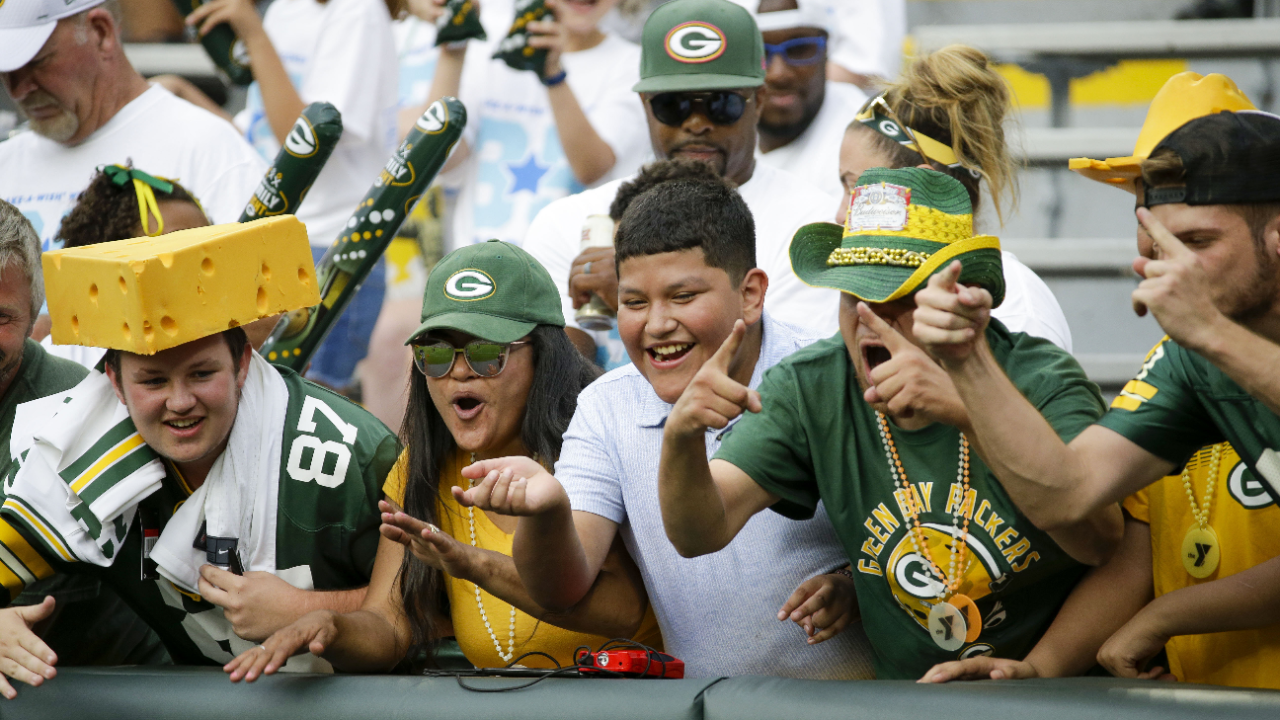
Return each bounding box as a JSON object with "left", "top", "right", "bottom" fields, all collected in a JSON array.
[
  {"left": 763, "top": 36, "right": 827, "bottom": 66},
  {"left": 648, "top": 91, "right": 751, "bottom": 127},
  {"left": 411, "top": 339, "right": 529, "bottom": 378},
  {"left": 860, "top": 94, "right": 934, "bottom": 167}
]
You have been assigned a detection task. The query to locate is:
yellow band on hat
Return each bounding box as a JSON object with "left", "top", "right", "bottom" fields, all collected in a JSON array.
[
  {"left": 844, "top": 204, "right": 975, "bottom": 246},
  {"left": 874, "top": 235, "right": 1001, "bottom": 303}
]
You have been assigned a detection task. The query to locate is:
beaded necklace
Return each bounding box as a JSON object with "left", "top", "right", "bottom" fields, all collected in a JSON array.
[
  {"left": 875, "top": 412, "right": 980, "bottom": 650},
  {"left": 1180, "top": 443, "right": 1222, "bottom": 579},
  {"left": 467, "top": 452, "right": 517, "bottom": 663}
]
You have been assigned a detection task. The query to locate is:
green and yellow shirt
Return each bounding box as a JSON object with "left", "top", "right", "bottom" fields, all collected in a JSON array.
[{"left": 715, "top": 323, "right": 1105, "bottom": 678}]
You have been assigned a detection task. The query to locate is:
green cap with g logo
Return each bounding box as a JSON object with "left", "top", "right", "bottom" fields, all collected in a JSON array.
[
  {"left": 633, "top": 0, "right": 765, "bottom": 93},
  {"left": 406, "top": 239, "right": 565, "bottom": 345}
]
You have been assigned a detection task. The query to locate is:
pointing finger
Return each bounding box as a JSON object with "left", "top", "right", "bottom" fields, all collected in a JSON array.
[
  {"left": 709, "top": 319, "right": 747, "bottom": 373},
  {"left": 1136, "top": 208, "right": 1192, "bottom": 260},
  {"left": 928, "top": 260, "right": 964, "bottom": 294},
  {"left": 855, "top": 302, "right": 910, "bottom": 354}
]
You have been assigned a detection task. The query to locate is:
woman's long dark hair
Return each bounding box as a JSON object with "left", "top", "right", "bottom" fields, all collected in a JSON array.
[{"left": 396, "top": 324, "right": 601, "bottom": 665}]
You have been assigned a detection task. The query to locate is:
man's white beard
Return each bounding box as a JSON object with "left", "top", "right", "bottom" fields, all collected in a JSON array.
[{"left": 21, "top": 90, "right": 79, "bottom": 143}]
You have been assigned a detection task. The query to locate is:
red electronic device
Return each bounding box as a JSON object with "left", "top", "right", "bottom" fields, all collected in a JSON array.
[{"left": 575, "top": 648, "right": 685, "bottom": 678}]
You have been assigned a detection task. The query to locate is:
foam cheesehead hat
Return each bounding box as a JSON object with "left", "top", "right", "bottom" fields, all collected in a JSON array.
[
  {"left": 790, "top": 167, "right": 1005, "bottom": 307},
  {"left": 42, "top": 216, "right": 320, "bottom": 354},
  {"left": 0, "top": 0, "right": 107, "bottom": 73},
  {"left": 407, "top": 239, "right": 564, "bottom": 346},
  {"left": 1069, "top": 72, "right": 1255, "bottom": 192},
  {"left": 634, "top": 0, "right": 765, "bottom": 93}
]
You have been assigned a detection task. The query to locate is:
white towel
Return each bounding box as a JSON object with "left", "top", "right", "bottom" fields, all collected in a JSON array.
[
  {"left": 5, "top": 372, "right": 165, "bottom": 565},
  {"left": 150, "top": 353, "right": 288, "bottom": 593}
]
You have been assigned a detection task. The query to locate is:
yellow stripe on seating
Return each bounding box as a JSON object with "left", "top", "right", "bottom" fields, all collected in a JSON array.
[
  {"left": 71, "top": 434, "right": 146, "bottom": 493},
  {"left": 0, "top": 520, "right": 53, "bottom": 577}
]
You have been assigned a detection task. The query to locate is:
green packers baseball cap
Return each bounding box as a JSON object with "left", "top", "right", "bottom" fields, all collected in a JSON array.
[
  {"left": 790, "top": 167, "right": 1006, "bottom": 307},
  {"left": 633, "top": 0, "right": 765, "bottom": 93},
  {"left": 406, "top": 239, "right": 565, "bottom": 346}
]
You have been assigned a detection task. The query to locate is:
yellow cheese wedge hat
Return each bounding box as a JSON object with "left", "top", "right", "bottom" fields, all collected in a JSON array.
[
  {"left": 42, "top": 216, "right": 320, "bottom": 355},
  {"left": 1068, "top": 72, "right": 1255, "bottom": 192}
]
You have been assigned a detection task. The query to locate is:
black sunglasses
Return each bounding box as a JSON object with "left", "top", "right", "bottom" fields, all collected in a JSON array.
[
  {"left": 411, "top": 339, "right": 529, "bottom": 378},
  {"left": 648, "top": 91, "right": 751, "bottom": 127}
]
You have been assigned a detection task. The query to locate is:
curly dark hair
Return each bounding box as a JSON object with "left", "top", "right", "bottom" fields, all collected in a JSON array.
[
  {"left": 607, "top": 158, "right": 727, "bottom": 222},
  {"left": 56, "top": 163, "right": 205, "bottom": 249}
]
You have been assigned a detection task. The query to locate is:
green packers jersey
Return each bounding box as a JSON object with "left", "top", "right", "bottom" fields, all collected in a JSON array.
[
  {"left": 714, "top": 323, "right": 1105, "bottom": 679},
  {"left": 1098, "top": 337, "right": 1280, "bottom": 505},
  {"left": 0, "top": 366, "right": 399, "bottom": 666}
]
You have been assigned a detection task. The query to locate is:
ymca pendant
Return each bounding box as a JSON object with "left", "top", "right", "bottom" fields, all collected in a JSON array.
[
  {"left": 927, "top": 601, "right": 967, "bottom": 651},
  {"left": 1181, "top": 525, "right": 1220, "bottom": 579},
  {"left": 947, "top": 593, "right": 983, "bottom": 643}
]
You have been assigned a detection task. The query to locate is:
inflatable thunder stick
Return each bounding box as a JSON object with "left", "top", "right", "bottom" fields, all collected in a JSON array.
[
  {"left": 493, "top": 0, "right": 551, "bottom": 75},
  {"left": 170, "top": 0, "right": 254, "bottom": 86},
  {"left": 436, "top": 0, "right": 487, "bottom": 45},
  {"left": 239, "top": 103, "right": 343, "bottom": 223},
  {"left": 260, "top": 97, "right": 467, "bottom": 370}
]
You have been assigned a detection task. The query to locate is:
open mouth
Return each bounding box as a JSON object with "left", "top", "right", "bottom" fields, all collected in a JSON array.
[
  {"left": 164, "top": 417, "right": 203, "bottom": 435},
  {"left": 647, "top": 342, "right": 695, "bottom": 368},
  {"left": 862, "top": 344, "right": 891, "bottom": 382},
  {"left": 452, "top": 393, "right": 485, "bottom": 421}
]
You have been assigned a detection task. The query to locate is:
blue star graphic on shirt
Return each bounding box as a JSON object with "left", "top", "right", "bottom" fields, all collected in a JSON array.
[{"left": 507, "top": 153, "right": 549, "bottom": 194}]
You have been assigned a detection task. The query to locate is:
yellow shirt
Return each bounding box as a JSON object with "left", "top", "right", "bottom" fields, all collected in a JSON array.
[
  {"left": 384, "top": 449, "right": 660, "bottom": 669},
  {"left": 1124, "top": 444, "right": 1280, "bottom": 689}
]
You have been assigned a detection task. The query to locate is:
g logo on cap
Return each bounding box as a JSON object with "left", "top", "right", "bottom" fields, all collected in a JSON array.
[
  {"left": 444, "top": 269, "right": 496, "bottom": 301},
  {"left": 665, "top": 22, "right": 726, "bottom": 64}
]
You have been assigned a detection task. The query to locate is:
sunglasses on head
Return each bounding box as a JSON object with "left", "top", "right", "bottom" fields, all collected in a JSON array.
[
  {"left": 764, "top": 35, "right": 827, "bottom": 66},
  {"left": 648, "top": 91, "right": 751, "bottom": 128},
  {"left": 411, "top": 339, "right": 529, "bottom": 378}
]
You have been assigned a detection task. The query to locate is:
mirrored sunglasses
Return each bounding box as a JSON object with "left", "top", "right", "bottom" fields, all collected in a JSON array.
[{"left": 411, "top": 340, "right": 529, "bottom": 378}]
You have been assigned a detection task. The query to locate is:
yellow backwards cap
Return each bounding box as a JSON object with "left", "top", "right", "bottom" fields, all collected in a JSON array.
[
  {"left": 43, "top": 216, "right": 320, "bottom": 355},
  {"left": 1069, "top": 72, "right": 1255, "bottom": 193}
]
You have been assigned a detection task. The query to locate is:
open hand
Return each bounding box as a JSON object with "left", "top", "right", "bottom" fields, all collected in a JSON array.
[
  {"left": 1130, "top": 208, "right": 1229, "bottom": 354},
  {"left": 918, "top": 655, "right": 1039, "bottom": 683},
  {"left": 0, "top": 598, "right": 58, "bottom": 699},
  {"left": 858, "top": 302, "right": 966, "bottom": 426},
  {"left": 911, "top": 261, "right": 993, "bottom": 368},
  {"left": 777, "top": 572, "right": 858, "bottom": 645},
  {"left": 184, "top": 0, "right": 266, "bottom": 41},
  {"left": 198, "top": 565, "right": 303, "bottom": 642},
  {"left": 666, "top": 320, "right": 762, "bottom": 439},
  {"left": 568, "top": 246, "right": 618, "bottom": 311},
  {"left": 455, "top": 456, "right": 568, "bottom": 517},
  {"left": 379, "top": 499, "right": 480, "bottom": 580},
  {"left": 224, "top": 610, "right": 338, "bottom": 683}
]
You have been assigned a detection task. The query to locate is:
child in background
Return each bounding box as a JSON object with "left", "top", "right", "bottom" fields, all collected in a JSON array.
[
  {"left": 178, "top": 0, "right": 402, "bottom": 393},
  {"left": 418, "top": 0, "right": 651, "bottom": 251}
]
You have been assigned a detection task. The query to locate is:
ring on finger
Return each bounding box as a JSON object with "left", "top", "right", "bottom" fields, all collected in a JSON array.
[{"left": 584, "top": 261, "right": 593, "bottom": 275}]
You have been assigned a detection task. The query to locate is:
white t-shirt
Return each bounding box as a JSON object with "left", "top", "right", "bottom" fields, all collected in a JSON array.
[
  {"left": 0, "top": 85, "right": 265, "bottom": 251},
  {"left": 450, "top": 33, "right": 650, "bottom": 250},
  {"left": 828, "top": 0, "right": 905, "bottom": 81},
  {"left": 758, "top": 81, "right": 866, "bottom": 202},
  {"left": 235, "top": 0, "right": 400, "bottom": 247},
  {"left": 523, "top": 162, "right": 841, "bottom": 369}
]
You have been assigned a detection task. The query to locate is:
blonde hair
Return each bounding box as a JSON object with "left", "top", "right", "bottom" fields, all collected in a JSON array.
[{"left": 877, "top": 45, "right": 1019, "bottom": 224}]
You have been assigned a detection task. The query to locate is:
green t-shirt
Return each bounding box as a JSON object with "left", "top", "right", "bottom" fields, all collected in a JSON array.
[
  {"left": 0, "top": 365, "right": 399, "bottom": 665},
  {"left": 1098, "top": 336, "right": 1280, "bottom": 504},
  {"left": 714, "top": 323, "right": 1105, "bottom": 679},
  {"left": 0, "top": 339, "right": 88, "bottom": 479}
]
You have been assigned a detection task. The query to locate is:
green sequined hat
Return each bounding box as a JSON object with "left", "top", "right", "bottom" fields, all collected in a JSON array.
[{"left": 790, "top": 167, "right": 1005, "bottom": 306}]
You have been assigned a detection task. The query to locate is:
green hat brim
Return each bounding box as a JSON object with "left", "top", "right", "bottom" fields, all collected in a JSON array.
[
  {"left": 790, "top": 222, "right": 1006, "bottom": 307},
  {"left": 405, "top": 312, "right": 537, "bottom": 346},
  {"left": 633, "top": 73, "right": 764, "bottom": 93}
]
